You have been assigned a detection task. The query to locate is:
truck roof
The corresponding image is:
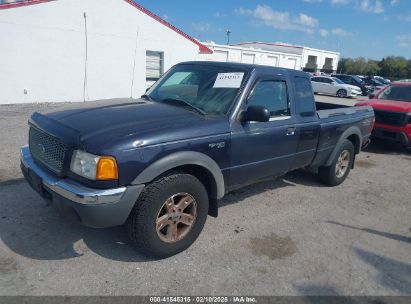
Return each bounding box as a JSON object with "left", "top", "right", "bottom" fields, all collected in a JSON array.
[{"left": 180, "top": 61, "right": 309, "bottom": 78}]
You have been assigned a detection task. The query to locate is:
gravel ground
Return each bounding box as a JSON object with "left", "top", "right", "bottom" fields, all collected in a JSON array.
[{"left": 0, "top": 96, "right": 410, "bottom": 296}]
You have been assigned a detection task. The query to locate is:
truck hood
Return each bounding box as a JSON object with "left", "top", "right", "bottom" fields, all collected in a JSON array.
[
  {"left": 43, "top": 99, "right": 229, "bottom": 153},
  {"left": 356, "top": 99, "right": 411, "bottom": 113}
]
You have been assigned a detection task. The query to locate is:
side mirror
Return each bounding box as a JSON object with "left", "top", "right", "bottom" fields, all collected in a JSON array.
[
  {"left": 244, "top": 105, "right": 270, "bottom": 123},
  {"left": 369, "top": 93, "right": 375, "bottom": 99}
]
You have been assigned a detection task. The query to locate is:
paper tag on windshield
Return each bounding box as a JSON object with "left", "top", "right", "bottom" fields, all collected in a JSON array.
[{"left": 213, "top": 72, "right": 244, "bottom": 88}]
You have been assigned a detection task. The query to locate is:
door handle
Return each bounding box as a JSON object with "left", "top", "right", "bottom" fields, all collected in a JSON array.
[{"left": 286, "top": 127, "right": 296, "bottom": 136}]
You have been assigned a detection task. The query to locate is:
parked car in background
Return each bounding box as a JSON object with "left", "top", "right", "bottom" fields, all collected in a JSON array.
[
  {"left": 356, "top": 81, "right": 411, "bottom": 149},
  {"left": 374, "top": 76, "right": 390, "bottom": 84},
  {"left": 362, "top": 78, "right": 386, "bottom": 96},
  {"left": 332, "top": 74, "right": 370, "bottom": 96},
  {"left": 362, "top": 77, "right": 386, "bottom": 93},
  {"left": 358, "top": 75, "right": 391, "bottom": 85},
  {"left": 311, "top": 76, "right": 362, "bottom": 98}
]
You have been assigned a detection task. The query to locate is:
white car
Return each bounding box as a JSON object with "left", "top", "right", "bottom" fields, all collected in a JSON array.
[{"left": 311, "top": 76, "right": 362, "bottom": 98}]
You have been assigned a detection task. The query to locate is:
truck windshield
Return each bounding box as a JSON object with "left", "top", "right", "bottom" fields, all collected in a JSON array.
[
  {"left": 377, "top": 85, "right": 411, "bottom": 102},
  {"left": 146, "top": 64, "right": 248, "bottom": 115}
]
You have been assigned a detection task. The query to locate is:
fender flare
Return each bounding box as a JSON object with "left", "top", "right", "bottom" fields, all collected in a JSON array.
[
  {"left": 325, "top": 126, "right": 362, "bottom": 167},
  {"left": 132, "top": 151, "right": 225, "bottom": 199}
]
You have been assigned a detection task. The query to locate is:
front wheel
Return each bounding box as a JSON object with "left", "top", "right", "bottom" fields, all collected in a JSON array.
[
  {"left": 336, "top": 89, "right": 347, "bottom": 98},
  {"left": 318, "top": 140, "right": 355, "bottom": 186},
  {"left": 126, "top": 172, "right": 209, "bottom": 259}
]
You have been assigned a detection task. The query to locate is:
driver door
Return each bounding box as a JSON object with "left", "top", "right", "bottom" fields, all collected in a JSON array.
[{"left": 229, "top": 76, "right": 299, "bottom": 189}]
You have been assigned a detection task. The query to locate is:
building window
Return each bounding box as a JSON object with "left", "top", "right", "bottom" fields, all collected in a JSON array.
[
  {"left": 304, "top": 55, "right": 318, "bottom": 72},
  {"left": 146, "top": 51, "right": 164, "bottom": 87},
  {"left": 321, "top": 57, "right": 334, "bottom": 73}
]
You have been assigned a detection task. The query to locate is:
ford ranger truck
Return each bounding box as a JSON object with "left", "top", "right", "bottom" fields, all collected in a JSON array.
[
  {"left": 20, "top": 62, "right": 374, "bottom": 258},
  {"left": 356, "top": 81, "right": 411, "bottom": 149}
]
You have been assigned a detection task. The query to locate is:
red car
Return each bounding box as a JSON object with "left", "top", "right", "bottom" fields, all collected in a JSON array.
[{"left": 356, "top": 81, "right": 411, "bottom": 148}]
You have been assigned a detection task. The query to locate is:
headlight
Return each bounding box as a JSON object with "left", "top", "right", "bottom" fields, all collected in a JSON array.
[{"left": 70, "top": 150, "right": 118, "bottom": 180}]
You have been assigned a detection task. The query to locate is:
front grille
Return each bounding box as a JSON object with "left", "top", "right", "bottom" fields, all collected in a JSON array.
[
  {"left": 374, "top": 110, "right": 408, "bottom": 126},
  {"left": 29, "top": 127, "right": 67, "bottom": 174},
  {"left": 372, "top": 128, "right": 407, "bottom": 145}
]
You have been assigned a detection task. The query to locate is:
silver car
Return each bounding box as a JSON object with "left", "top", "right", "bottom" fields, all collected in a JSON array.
[{"left": 311, "top": 76, "right": 362, "bottom": 98}]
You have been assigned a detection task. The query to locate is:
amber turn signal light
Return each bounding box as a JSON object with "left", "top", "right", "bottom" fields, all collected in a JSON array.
[{"left": 96, "top": 156, "right": 119, "bottom": 180}]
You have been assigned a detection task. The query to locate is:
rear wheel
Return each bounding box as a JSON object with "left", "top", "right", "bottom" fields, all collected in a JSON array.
[
  {"left": 126, "top": 172, "right": 209, "bottom": 259},
  {"left": 337, "top": 89, "right": 347, "bottom": 98},
  {"left": 318, "top": 140, "right": 355, "bottom": 186}
]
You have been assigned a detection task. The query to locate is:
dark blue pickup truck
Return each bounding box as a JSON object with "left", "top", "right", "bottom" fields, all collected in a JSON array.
[{"left": 21, "top": 61, "right": 374, "bottom": 258}]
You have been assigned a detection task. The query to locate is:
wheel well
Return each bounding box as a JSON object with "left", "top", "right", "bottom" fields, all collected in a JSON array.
[
  {"left": 347, "top": 134, "right": 360, "bottom": 153},
  {"left": 159, "top": 165, "right": 218, "bottom": 217}
]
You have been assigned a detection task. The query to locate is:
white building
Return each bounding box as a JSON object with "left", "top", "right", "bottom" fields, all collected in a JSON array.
[
  {"left": 199, "top": 42, "right": 302, "bottom": 70},
  {"left": 200, "top": 41, "right": 339, "bottom": 73},
  {"left": 0, "top": 0, "right": 212, "bottom": 104},
  {"left": 0, "top": 0, "right": 340, "bottom": 104}
]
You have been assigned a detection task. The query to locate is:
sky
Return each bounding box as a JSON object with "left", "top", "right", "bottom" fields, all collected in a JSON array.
[{"left": 135, "top": 0, "right": 411, "bottom": 60}]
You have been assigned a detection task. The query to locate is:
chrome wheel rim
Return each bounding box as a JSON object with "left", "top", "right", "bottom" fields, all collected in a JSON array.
[
  {"left": 335, "top": 150, "right": 350, "bottom": 178},
  {"left": 156, "top": 193, "right": 197, "bottom": 243}
]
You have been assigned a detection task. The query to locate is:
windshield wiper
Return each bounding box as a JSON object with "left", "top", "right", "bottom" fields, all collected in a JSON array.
[
  {"left": 161, "top": 98, "right": 206, "bottom": 116},
  {"left": 141, "top": 94, "right": 155, "bottom": 102}
]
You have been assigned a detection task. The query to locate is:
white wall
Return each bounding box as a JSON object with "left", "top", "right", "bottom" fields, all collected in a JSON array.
[
  {"left": 230, "top": 42, "right": 339, "bottom": 72},
  {"left": 199, "top": 43, "right": 302, "bottom": 70},
  {"left": 0, "top": 0, "right": 201, "bottom": 104},
  {"left": 302, "top": 48, "right": 339, "bottom": 72}
]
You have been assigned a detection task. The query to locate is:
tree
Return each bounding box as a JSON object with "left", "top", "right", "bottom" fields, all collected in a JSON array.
[
  {"left": 338, "top": 56, "right": 410, "bottom": 79},
  {"left": 365, "top": 60, "right": 380, "bottom": 76}
]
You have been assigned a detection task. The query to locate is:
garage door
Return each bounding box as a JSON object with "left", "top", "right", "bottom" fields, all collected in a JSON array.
[
  {"left": 146, "top": 51, "right": 163, "bottom": 88},
  {"left": 214, "top": 50, "right": 229, "bottom": 62},
  {"left": 284, "top": 58, "right": 297, "bottom": 69},
  {"left": 242, "top": 53, "right": 255, "bottom": 64},
  {"left": 266, "top": 55, "right": 279, "bottom": 67}
]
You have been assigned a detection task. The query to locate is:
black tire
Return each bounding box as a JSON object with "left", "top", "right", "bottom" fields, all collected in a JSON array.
[
  {"left": 318, "top": 140, "right": 355, "bottom": 186},
  {"left": 126, "top": 172, "right": 209, "bottom": 259},
  {"left": 337, "top": 89, "right": 347, "bottom": 98}
]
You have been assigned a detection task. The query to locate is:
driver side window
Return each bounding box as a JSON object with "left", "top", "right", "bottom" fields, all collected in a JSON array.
[{"left": 247, "top": 80, "right": 289, "bottom": 117}]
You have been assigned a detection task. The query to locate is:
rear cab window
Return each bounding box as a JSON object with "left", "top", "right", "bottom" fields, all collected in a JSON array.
[{"left": 294, "top": 76, "right": 316, "bottom": 115}]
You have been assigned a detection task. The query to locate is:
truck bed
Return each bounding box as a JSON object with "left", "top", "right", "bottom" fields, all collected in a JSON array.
[
  {"left": 308, "top": 101, "right": 374, "bottom": 169},
  {"left": 316, "top": 101, "right": 373, "bottom": 120}
]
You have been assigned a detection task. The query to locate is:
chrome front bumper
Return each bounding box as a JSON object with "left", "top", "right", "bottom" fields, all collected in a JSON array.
[
  {"left": 20, "top": 146, "right": 144, "bottom": 227},
  {"left": 349, "top": 91, "right": 362, "bottom": 97}
]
